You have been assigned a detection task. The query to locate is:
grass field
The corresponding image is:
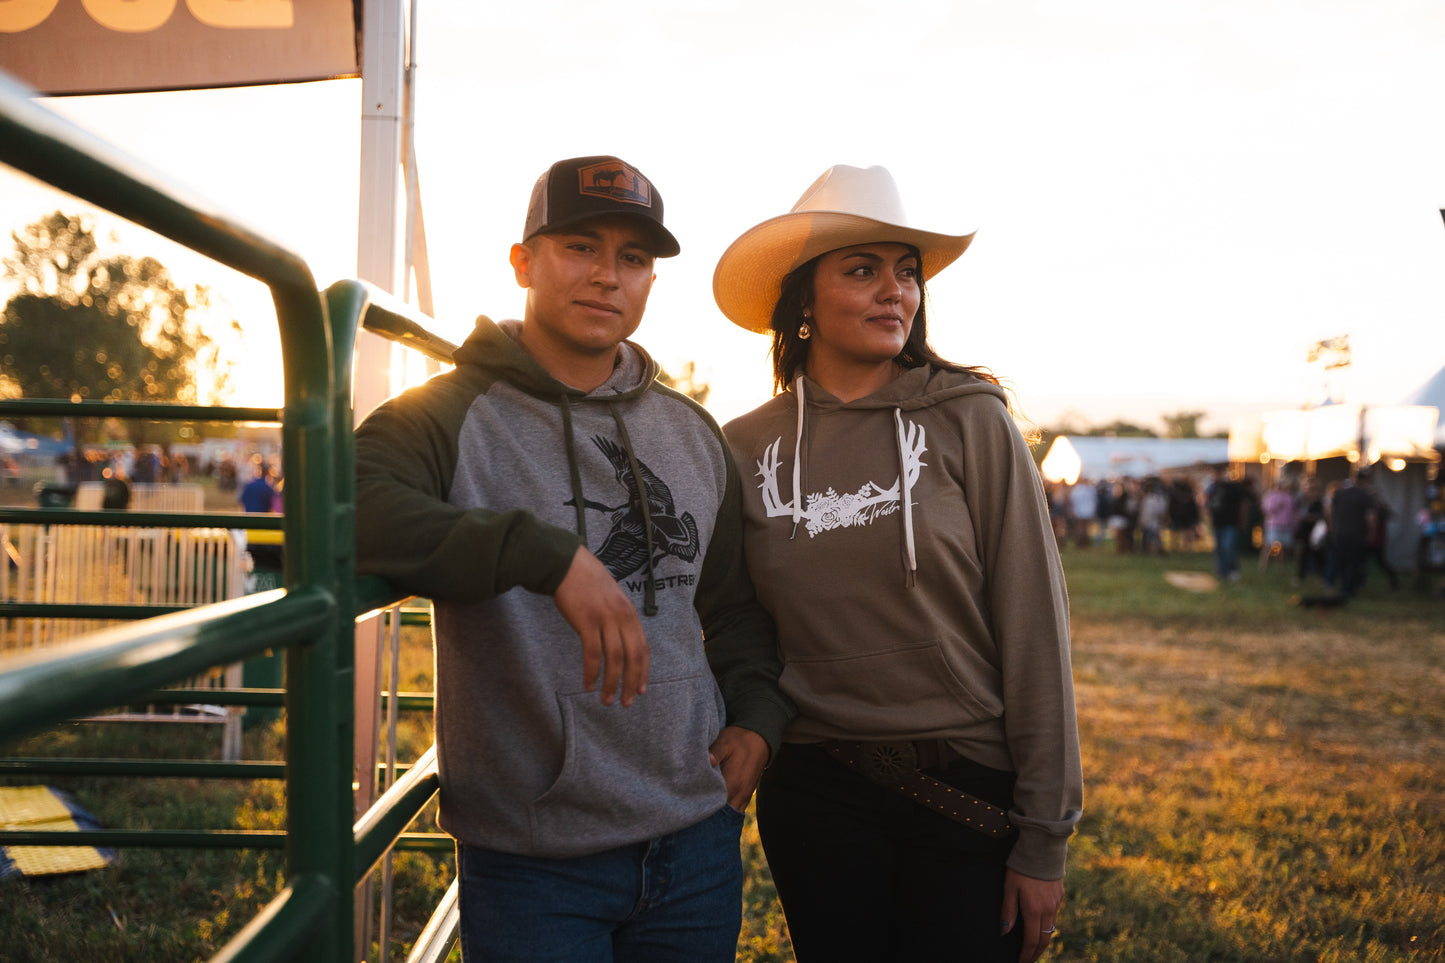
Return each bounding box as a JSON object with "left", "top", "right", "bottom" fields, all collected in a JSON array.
[{"left": 2, "top": 542, "right": 1442, "bottom": 961}]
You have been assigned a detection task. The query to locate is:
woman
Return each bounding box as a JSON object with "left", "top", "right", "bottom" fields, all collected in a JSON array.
[{"left": 715, "top": 165, "right": 1082, "bottom": 963}]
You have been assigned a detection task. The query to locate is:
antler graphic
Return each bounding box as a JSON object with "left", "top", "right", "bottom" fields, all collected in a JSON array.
[
  {"left": 754, "top": 423, "right": 929, "bottom": 535},
  {"left": 755, "top": 438, "right": 791, "bottom": 517},
  {"left": 899, "top": 420, "right": 927, "bottom": 490}
]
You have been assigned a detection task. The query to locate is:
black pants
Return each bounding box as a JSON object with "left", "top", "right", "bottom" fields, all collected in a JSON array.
[
  {"left": 1336, "top": 535, "right": 1368, "bottom": 597},
  {"left": 756, "top": 743, "right": 1023, "bottom": 963}
]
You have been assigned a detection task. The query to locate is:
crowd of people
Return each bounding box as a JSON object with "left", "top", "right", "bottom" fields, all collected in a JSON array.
[
  {"left": 1046, "top": 474, "right": 1203, "bottom": 556},
  {"left": 1046, "top": 467, "right": 1404, "bottom": 600},
  {"left": 50, "top": 445, "right": 261, "bottom": 490}
]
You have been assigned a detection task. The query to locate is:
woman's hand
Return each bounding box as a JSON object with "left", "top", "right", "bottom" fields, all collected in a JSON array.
[
  {"left": 1000, "top": 868, "right": 1064, "bottom": 963},
  {"left": 708, "top": 726, "right": 769, "bottom": 810}
]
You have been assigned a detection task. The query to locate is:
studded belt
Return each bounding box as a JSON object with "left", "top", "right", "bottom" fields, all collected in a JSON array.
[{"left": 821, "top": 740, "right": 1016, "bottom": 839}]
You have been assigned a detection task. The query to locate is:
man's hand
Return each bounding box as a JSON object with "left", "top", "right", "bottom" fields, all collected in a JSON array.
[
  {"left": 708, "top": 726, "right": 769, "bottom": 810},
  {"left": 552, "top": 546, "right": 649, "bottom": 706},
  {"left": 1000, "top": 868, "right": 1064, "bottom": 963}
]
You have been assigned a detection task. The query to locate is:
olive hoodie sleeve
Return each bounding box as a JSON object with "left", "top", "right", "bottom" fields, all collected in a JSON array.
[
  {"left": 960, "top": 395, "right": 1083, "bottom": 880},
  {"left": 667, "top": 391, "right": 797, "bottom": 758},
  {"left": 353, "top": 373, "right": 584, "bottom": 602}
]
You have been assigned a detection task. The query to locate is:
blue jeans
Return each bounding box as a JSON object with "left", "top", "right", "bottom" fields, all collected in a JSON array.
[
  {"left": 456, "top": 805, "right": 744, "bottom": 962},
  {"left": 1213, "top": 524, "right": 1240, "bottom": 579}
]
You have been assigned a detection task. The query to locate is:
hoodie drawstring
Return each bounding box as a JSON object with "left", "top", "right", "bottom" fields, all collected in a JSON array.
[
  {"left": 609, "top": 404, "right": 660, "bottom": 617},
  {"left": 560, "top": 395, "right": 588, "bottom": 541},
  {"left": 560, "top": 396, "right": 659, "bottom": 616},
  {"left": 894, "top": 407, "right": 918, "bottom": 587},
  {"left": 791, "top": 375, "right": 806, "bottom": 538}
]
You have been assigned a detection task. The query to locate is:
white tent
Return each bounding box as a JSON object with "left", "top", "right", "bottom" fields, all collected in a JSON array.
[
  {"left": 1402, "top": 364, "right": 1445, "bottom": 447},
  {"left": 1040, "top": 436, "right": 1229, "bottom": 484}
]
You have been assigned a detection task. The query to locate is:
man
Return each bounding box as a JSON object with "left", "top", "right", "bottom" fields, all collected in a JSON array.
[
  {"left": 1205, "top": 467, "right": 1246, "bottom": 583},
  {"left": 1067, "top": 478, "right": 1097, "bottom": 549},
  {"left": 353, "top": 155, "right": 793, "bottom": 962},
  {"left": 1330, "top": 473, "right": 1378, "bottom": 598},
  {"left": 100, "top": 464, "right": 131, "bottom": 510},
  {"left": 239, "top": 459, "right": 277, "bottom": 513}
]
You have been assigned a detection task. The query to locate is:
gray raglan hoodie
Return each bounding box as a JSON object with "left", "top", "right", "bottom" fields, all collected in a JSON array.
[{"left": 355, "top": 317, "right": 793, "bottom": 858}]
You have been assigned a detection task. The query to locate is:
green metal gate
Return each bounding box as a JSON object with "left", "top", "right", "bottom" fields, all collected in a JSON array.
[{"left": 0, "top": 73, "right": 458, "bottom": 961}]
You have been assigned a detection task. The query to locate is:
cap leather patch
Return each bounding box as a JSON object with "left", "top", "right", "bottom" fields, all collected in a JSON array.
[{"left": 576, "top": 160, "right": 653, "bottom": 208}]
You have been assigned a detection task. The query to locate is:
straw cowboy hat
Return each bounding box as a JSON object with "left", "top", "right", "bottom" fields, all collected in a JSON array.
[{"left": 712, "top": 164, "right": 977, "bottom": 334}]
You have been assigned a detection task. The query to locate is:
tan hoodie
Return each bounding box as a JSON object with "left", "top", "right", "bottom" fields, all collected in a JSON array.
[{"left": 724, "top": 364, "right": 1082, "bottom": 880}]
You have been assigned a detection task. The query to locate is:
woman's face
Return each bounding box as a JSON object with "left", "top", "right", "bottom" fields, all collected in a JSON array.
[{"left": 805, "top": 242, "right": 921, "bottom": 371}]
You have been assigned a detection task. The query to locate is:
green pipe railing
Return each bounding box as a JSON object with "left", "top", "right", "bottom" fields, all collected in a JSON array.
[
  {"left": 140, "top": 687, "right": 291, "bottom": 707},
  {"left": 0, "top": 70, "right": 457, "bottom": 962},
  {"left": 0, "top": 758, "right": 426, "bottom": 780},
  {"left": 2, "top": 829, "right": 453, "bottom": 853},
  {"left": 211, "top": 877, "right": 335, "bottom": 963},
  {"left": 0, "top": 508, "right": 284, "bottom": 527},
  {"left": 354, "top": 286, "right": 461, "bottom": 365},
  {"left": 5, "top": 828, "right": 288, "bottom": 849},
  {"left": 0, "top": 398, "right": 282, "bottom": 421},
  {"left": 0, "top": 602, "right": 195, "bottom": 620},
  {"left": 0, "top": 589, "right": 331, "bottom": 734},
  {"left": 0, "top": 758, "right": 289, "bottom": 779},
  {"left": 354, "top": 746, "right": 441, "bottom": 882}
]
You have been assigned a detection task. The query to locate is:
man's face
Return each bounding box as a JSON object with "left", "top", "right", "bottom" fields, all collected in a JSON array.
[{"left": 511, "top": 216, "right": 657, "bottom": 368}]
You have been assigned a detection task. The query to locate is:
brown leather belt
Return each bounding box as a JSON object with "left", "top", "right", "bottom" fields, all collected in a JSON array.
[{"left": 822, "top": 740, "right": 1016, "bottom": 839}]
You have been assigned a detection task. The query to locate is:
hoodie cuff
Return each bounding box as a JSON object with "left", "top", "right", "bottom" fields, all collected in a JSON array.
[
  {"left": 724, "top": 693, "right": 797, "bottom": 762},
  {"left": 1005, "top": 825, "right": 1071, "bottom": 881}
]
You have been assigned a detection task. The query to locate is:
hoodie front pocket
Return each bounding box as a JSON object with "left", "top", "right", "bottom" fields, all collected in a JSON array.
[
  {"left": 782, "top": 640, "right": 1000, "bottom": 735},
  {"left": 530, "top": 674, "right": 727, "bottom": 853}
]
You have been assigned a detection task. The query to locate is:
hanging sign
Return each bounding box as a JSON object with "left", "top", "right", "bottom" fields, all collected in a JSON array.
[{"left": 0, "top": 0, "right": 359, "bottom": 95}]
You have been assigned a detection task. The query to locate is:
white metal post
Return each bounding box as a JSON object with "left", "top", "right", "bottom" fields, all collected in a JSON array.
[
  {"left": 354, "top": 0, "right": 407, "bottom": 423},
  {"left": 355, "top": 2, "right": 408, "bottom": 956}
]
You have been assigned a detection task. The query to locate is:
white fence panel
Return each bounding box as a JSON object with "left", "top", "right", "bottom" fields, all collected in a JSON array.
[
  {"left": 1, "top": 523, "right": 249, "bottom": 757},
  {"left": 74, "top": 482, "right": 206, "bottom": 513}
]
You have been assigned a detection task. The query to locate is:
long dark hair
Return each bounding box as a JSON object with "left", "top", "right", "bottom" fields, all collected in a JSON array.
[{"left": 767, "top": 246, "right": 1003, "bottom": 396}]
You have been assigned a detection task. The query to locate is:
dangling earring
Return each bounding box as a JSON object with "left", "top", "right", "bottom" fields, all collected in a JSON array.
[{"left": 798, "top": 311, "right": 812, "bottom": 341}]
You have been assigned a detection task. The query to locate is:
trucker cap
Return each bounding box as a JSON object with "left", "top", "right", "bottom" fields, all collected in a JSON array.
[{"left": 522, "top": 155, "right": 680, "bottom": 258}]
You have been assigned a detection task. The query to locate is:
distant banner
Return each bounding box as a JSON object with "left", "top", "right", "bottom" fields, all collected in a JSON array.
[{"left": 0, "top": 0, "right": 359, "bottom": 95}]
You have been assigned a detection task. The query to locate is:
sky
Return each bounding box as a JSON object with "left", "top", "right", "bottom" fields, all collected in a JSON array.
[{"left": 3, "top": 0, "right": 1445, "bottom": 434}]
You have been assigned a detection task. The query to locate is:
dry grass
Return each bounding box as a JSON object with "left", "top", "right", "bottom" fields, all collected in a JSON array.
[
  {"left": 1056, "top": 550, "right": 1445, "bottom": 962},
  {"left": 2, "top": 547, "right": 1442, "bottom": 961}
]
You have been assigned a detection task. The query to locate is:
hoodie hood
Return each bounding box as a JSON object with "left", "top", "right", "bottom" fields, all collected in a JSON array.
[
  {"left": 452, "top": 316, "right": 660, "bottom": 402},
  {"left": 798, "top": 363, "right": 1008, "bottom": 412}
]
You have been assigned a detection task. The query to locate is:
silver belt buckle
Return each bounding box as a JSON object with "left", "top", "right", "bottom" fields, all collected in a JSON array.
[{"left": 859, "top": 741, "right": 918, "bottom": 786}]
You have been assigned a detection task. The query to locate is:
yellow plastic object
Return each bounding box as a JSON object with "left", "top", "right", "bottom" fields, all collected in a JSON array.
[{"left": 0, "top": 785, "right": 111, "bottom": 877}]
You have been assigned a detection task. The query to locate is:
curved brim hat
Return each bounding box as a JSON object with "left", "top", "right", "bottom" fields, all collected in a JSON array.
[{"left": 712, "top": 164, "right": 977, "bottom": 334}]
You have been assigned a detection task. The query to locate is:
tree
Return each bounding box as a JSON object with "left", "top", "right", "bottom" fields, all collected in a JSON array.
[
  {"left": 1, "top": 212, "right": 241, "bottom": 443},
  {"left": 1161, "top": 410, "right": 1206, "bottom": 439},
  {"left": 656, "top": 360, "right": 710, "bottom": 406},
  {"left": 1086, "top": 420, "right": 1156, "bottom": 438}
]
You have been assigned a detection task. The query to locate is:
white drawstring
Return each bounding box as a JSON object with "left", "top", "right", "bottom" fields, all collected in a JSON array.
[
  {"left": 791, "top": 375, "right": 805, "bottom": 538},
  {"left": 894, "top": 407, "right": 917, "bottom": 586}
]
